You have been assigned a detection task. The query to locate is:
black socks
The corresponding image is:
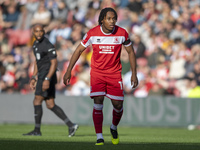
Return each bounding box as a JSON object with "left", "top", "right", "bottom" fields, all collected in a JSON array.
[
  {"left": 34, "top": 105, "right": 43, "bottom": 132},
  {"left": 51, "top": 105, "right": 74, "bottom": 127}
]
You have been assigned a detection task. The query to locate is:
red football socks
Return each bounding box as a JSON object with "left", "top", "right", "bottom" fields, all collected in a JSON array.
[
  {"left": 112, "top": 107, "right": 123, "bottom": 126},
  {"left": 93, "top": 104, "right": 103, "bottom": 134}
]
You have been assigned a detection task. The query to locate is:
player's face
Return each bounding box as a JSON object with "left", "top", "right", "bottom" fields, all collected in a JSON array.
[
  {"left": 33, "top": 25, "right": 44, "bottom": 41},
  {"left": 101, "top": 11, "right": 117, "bottom": 33}
]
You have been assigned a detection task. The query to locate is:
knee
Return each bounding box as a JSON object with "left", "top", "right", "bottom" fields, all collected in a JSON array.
[
  {"left": 113, "top": 102, "right": 123, "bottom": 110},
  {"left": 46, "top": 103, "right": 54, "bottom": 109},
  {"left": 45, "top": 98, "right": 55, "bottom": 109},
  {"left": 94, "top": 96, "right": 104, "bottom": 104},
  {"left": 114, "top": 104, "right": 123, "bottom": 110},
  {"left": 33, "top": 97, "right": 43, "bottom": 105}
]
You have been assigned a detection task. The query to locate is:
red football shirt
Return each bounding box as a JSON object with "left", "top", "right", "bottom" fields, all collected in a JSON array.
[{"left": 81, "top": 25, "right": 131, "bottom": 77}]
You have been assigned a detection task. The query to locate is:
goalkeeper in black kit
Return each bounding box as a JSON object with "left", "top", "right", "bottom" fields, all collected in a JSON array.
[{"left": 23, "top": 24, "right": 78, "bottom": 137}]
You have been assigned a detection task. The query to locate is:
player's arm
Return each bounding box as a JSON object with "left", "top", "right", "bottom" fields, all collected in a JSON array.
[
  {"left": 124, "top": 44, "right": 138, "bottom": 88},
  {"left": 42, "top": 58, "right": 57, "bottom": 91},
  {"left": 63, "top": 44, "right": 86, "bottom": 85},
  {"left": 42, "top": 45, "right": 57, "bottom": 91},
  {"left": 30, "top": 60, "right": 38, "bottom": 90},
  {"left": 46, "top": 58, "right": 57, "bottom": 80}
]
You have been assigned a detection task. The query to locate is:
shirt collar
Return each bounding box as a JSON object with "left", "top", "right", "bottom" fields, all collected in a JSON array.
[{"left": 100, "top": 25, "right": 115, "bottom": 35}]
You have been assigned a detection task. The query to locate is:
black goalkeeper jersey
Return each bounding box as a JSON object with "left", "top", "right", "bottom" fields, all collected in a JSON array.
[{"left": 33, "top": 37, "right": 57, "bottom": 75}]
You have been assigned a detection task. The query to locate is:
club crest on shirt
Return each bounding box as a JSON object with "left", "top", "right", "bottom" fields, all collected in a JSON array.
[{"left": 113, "top": 37, "right": 119, "bottom": 43}]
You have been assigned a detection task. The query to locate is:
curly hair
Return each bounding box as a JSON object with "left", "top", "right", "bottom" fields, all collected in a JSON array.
[
  {"left": 33, "top": 23, "right": 44, "bottom": 29},
  {"left": 98, "top": 7, "right": 117, "bottom": 25}
]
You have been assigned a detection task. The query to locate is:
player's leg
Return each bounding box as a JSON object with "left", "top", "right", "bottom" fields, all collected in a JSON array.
[
  {"left": 93, "top": 96, "right": 104, "bottom": 145},
  {"left": 90, "top": 74, "right": 106, "bottom": 145},
  {"left": 45, "top": 98, "right": 78, "bottom": 137},
  {"left": 23, "top": 76, "right": 46, "bottom": 136},
  {"left": 110, "top": 100, "right": 123, "bottom": 144},
  {"left": 23, "top": 95, "right": 44, "bottom": 136},
  {"left": 106, "top": 76, "right": 124, "bottom": 144},
  {"left": 111, "top": 100, "right": 123, "bottom": 130}
]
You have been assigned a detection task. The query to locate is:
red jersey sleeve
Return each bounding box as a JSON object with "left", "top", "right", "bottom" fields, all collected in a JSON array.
[
  {"left": 81, "top": 31, "right": 92, "bottom": 48},
  {"left": 122, "top": 30, "right": 132, "bottom": 47}
]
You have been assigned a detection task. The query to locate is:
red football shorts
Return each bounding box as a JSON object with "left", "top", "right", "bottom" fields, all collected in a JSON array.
[{"left": 90, "top": 74, "right": 124, "bottom": 101}]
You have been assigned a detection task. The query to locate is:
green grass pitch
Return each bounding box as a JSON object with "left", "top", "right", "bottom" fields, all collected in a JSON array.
[{"left": 0, "top": 124, "right": 200, "bottom": 150}]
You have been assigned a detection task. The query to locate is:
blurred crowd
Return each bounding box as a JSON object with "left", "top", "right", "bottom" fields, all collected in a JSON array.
[{"left": 0, "top": 0, "right": 200, "bottom": 98}]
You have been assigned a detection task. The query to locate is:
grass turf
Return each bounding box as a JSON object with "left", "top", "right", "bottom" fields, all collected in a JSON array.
[{"left": 0, "top": 124, "right": 200, "bottom": 150}]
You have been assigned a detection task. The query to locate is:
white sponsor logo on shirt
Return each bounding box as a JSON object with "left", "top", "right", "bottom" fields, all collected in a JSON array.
[{"left": 99, "top": 46, "right": 115, "bottom": 54}]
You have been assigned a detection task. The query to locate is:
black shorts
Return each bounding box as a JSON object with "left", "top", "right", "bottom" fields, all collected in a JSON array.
[{"left": 35, "top": 72, "right": 57, "bottom": 99}]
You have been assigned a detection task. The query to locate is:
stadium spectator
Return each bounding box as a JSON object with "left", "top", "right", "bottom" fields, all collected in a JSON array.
[
  {"left": 188, "top": 79, "right": 200, "bottom": 98},
  {"left": 15, "top": 68, "right": 30, "bottom": 94},
  {"left": 181, "top": 12, "right": 195, "bottom": 31},
  {"left": 148, "top": 81, "right": 165, "bottom": 96},
  {"left": 196, "top": 19, "right": 200, "bottom": 32},
  {"left": 70, "top": 69, "right": 90, "bottom": 96},
  {"left": 169, "top": 22, "right": 184, "bottom": 41},
  {"left": 132, "top": 34, "right": 146, "bottom": 58},
  {"left": 88, "top": 0, "right": 101, "bottom": 10},
  {"left": 189, "top": 61, "right": 200, "bottom": 85},
  {"left": 121, "top": 47, "right": 131, "bottom": 75},
  {"left": 51, "top": 0, "right": 69, "bottom": 22},
  {"left": 5, "top": 6, "right": 32, "bottom": 48},
  {"left": 168, "top": 51, "right": 186, "bottom": 80},
  {"left": 48, "top": 21, "right": 72, "bottom": 44},
  {"left": 15, "top": 5, "right": 32, "bottom": 30},
  {"left": 72, "top": 6, "right": 86, "bottom": 24},
  {"left": 1, "top": 63, "right": 16, "bottom": 93},
  {"left": 25, "top": 0, "right": 39, "bottom": 14},
  {"left": 186, "top": 28, "right": 200, "bottom": 49},
  {"left": 127, "top": 0, "right": 143, "bottom": 14},
  {"left": 181, "top": 28, "right": 193, "bottom": 43},
  {"left": 31, "top": 1, "right": 51, "bottom": 26},
  {"left": 190, "top": 5, "right": 200, "bottom": 24},
  {"left": 3, "top": 3, "right": 20, "bottom": 29},
  {"left": 116, "top": 7, "right": 132, "bottom": 30}
]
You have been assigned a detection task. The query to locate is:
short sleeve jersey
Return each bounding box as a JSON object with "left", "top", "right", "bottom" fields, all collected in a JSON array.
[
  {"left": 33, "top": 37, "right": 57, "bottom": 74},
  {"left": 81, "top": 25, "right": 131, "bottom": 76}
]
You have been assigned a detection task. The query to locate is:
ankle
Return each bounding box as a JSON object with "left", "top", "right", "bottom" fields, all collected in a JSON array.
[
  {"left": 110, "top": 124, "right": 117, "bottom": 130},
  {"left": 96, "top": 133, "right": 104, "bottom": 140}
]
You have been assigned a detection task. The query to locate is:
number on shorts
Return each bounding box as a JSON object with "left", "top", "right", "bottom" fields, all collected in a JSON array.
[{"left": 118, "top": 81, "right": 122, "bottom": 90}]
